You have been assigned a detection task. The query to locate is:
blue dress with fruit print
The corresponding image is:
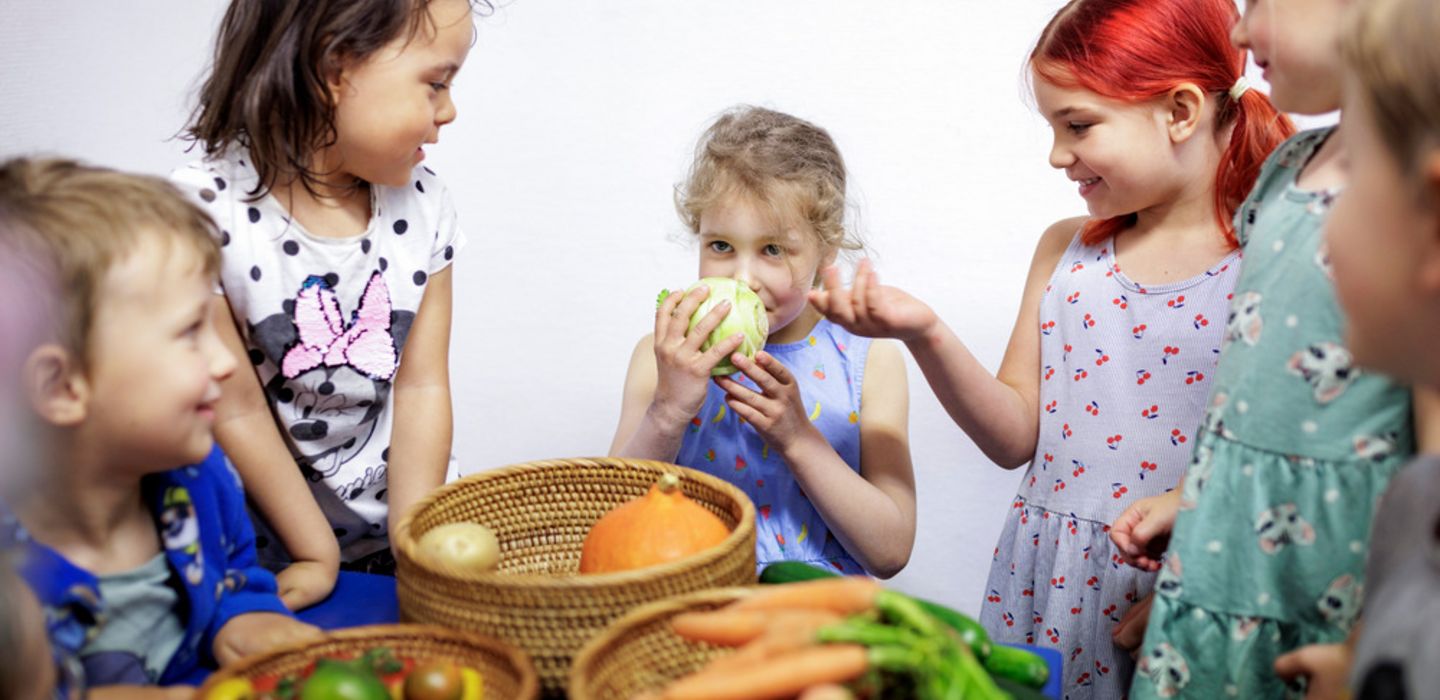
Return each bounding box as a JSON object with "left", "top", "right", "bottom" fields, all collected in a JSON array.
[{"left": 676, "top": 318, "right": 871, "bottom": 575}]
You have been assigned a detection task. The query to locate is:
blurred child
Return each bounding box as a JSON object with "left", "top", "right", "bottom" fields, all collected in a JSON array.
[
  {"left": 811, "top": 0, "right": 1292, "bottom": 694},
  {"left": 1267, "top": 0, "right": 1440, "bottom": 697},
  {"left": 174, "top": 0, "right": 482, "bottom": 606},
  {"left": 0, "top": 158, "right": 320, "bottom": 697},
  {"left": 610, "top": 106, "right": 917, "bottom": 578},
  {"left": 0, "top": 561, "right": 56, "bottom": 700},
  {"left": 1108, "top": 0, "right": 1440, "bottom": 696}
]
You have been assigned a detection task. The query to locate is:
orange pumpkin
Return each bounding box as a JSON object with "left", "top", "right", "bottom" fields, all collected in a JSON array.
[{"left": 578, "top": 473, "right": 731, "bottom": 574}]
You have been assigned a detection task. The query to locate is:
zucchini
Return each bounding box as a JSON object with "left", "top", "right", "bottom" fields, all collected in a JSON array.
[
  {"left": 984, "top": 643, "right": 1050, "bottom": 689},
  {"left": 759, "top": 560, "right": 841, "bottom": 584},
  {"left": 759, "top": 562, "right": 993, "bottom": 661}
]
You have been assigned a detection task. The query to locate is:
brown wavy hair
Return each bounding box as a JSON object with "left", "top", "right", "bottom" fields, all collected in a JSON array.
[
  {"left": 184, "top": 0, "right": 490, "bottom": 200},
  {"left": 676, "top": 106, "right": 863, "bottom": 268}
]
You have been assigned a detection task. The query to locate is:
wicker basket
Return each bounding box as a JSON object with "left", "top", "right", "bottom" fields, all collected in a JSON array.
[
  {"left": 393, "top": 458, "right": 757, "bottom": 697},
  {"left": 195, "top": 624, "right": 539, "bottom": 699},
  {"left": 569, "top": 587, "right": 753, "bottom": 700}
]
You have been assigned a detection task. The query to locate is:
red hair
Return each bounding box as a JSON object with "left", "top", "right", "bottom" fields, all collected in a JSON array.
[{"left": 1033, "top": 0, "right": 1295, "bottom": 248}]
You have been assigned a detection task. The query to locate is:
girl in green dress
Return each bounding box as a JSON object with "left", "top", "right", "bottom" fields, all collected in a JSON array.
[{"left": 1108, "top": 0, "right": 1440, "bottom": 696}]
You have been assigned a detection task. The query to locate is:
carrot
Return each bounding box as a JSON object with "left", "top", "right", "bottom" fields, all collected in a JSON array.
[
  {"left": 683, "top": 610, "right": 843, "bottom": 678},
  {"left": 673, "top": 608, "right": 842, "bottom": 648},
  {"left": 797, "top": 684, "right": 855, "bottom": 700},
  {"left": 729, "top": 577, "right": 881, "bottom": 616},
  {"left": 662, "top": 644, "right": 869, "bottom": 700},
  {"left": 671, "top": 609, "right": 771, "bottom": 646}
]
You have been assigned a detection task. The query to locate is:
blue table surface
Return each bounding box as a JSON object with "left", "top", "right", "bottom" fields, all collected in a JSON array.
[{"left": 189, "top": 573, "right": 1063, "bottom": 698}]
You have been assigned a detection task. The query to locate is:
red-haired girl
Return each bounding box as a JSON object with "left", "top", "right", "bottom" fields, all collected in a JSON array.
[{"left": 811, "top": 0, "right": 1291, "bottom": 695}]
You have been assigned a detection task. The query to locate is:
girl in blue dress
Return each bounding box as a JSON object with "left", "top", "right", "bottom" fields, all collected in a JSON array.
[{"left": 609, "top": 106, "right": 917, "bottom": 578}]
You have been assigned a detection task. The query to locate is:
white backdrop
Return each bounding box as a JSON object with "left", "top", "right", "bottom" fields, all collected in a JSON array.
[{"left": 1, "top": 1, "right": 1303, "bottom": 614}]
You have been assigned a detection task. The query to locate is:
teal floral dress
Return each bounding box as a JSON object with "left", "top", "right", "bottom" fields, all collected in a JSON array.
[{"left": 1130, "top": 128, "right": 1415, "bottom": 698}]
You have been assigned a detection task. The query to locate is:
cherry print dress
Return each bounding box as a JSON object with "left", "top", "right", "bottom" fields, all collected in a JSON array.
[{"left": 977, "top": 230, "right": 1240, "bottom": 700}]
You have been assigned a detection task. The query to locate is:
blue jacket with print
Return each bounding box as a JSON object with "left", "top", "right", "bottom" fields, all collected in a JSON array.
[{"left": 1, "top": 446, "right": 290, "bottom": 696}]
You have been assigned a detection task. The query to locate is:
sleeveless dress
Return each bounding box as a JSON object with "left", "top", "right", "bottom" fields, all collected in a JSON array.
[
  {"left": 979, "top": 231, "right": 1241, "bottom": 700},
  {"left": 1130, "top": 129, "right": 1415, "bottom": 699},
  {"left": 676, "top": 318, "right": 872, "bottom": 574}
]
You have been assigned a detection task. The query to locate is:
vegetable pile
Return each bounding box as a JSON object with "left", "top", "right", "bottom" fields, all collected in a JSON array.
[
  {"left": 205, "top": 647, "right": 484, "bottom": 700},
  {"left": 648, "top": 564, "right": 1050, "bottom": 700}
]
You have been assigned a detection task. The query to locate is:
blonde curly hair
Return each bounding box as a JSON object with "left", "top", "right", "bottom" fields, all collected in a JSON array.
[{"left": 675, "top": 106, "right": 863, "bottom": 272}]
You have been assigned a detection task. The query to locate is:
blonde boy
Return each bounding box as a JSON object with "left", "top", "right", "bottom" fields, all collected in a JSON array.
[{"left": 0, "top": 158, "right": 319, "bottom": 698}]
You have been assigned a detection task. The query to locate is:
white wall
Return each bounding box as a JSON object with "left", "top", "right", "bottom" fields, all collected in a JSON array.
[{"left": 1, "top": 1, "right": 1295, "bottom": 615}]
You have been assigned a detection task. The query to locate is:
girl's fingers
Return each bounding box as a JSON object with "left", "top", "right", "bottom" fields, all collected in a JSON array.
[
  {"left": 732, "top": 351, "right": 783, "bottom": 395},
  {"left": 715, "top": 375, "right": 759, "bottom": 403},
  {"left": 702, "top": 333, "right": 745, "bottom": 367},
  {"left": 819, "top": 267, "right": 856, "bottom": 325},
  {"left": 808, "top": 288, "right": 830, "bottom": 313},
  {"left": 850, "top": 260, "right": 873, "bottom": 327},
  {"left": 724, "top": 397, "right": 766, "bottom": 425},
  {"left": 683, "top": 300, "right": 732, "bottom": 352},
  {"left": 756, "top": 351, "right": 795, "bottom": 386},
  {"left": 667, "top": 285, "right": 710, "bottom": 340}
]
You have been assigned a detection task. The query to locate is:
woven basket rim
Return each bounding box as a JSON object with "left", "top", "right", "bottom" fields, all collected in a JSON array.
[
  {"left": 196, "top": 623, "right": 540, "bottom": 697},
  {"left": 393, "top": 457, "right": 757, "bottom": 588},
  {"left": 567, "top": 586, "right": 756, "bottom": 698}
]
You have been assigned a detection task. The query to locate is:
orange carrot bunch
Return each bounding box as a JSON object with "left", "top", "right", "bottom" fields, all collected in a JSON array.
[{"left": 650, "top": 578, "right": 1013, "bottom": 700}]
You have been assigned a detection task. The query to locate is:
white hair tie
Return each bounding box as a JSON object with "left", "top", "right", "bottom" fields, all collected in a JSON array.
[{"left": 1229, "top": 76, "right": 1251, "bottom": 101}]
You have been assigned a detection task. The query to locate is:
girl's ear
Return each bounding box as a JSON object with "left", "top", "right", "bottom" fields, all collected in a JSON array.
[
  {"left": 1419, "top": 150, "right": 1440, "bottom": 294},
  {"left": 1166, "top": 83, "right": 1206, "bottom": 143},
  {"left": 322, "top": 49, "right": 351, "bottom": 103},
  {"left": 23, "top": 344, "right": 88, "bottom": 428}
]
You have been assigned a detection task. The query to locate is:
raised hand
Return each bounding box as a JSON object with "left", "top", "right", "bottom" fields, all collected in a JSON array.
[
  {"left": 651, "top": 284, "right": 746, "bottom": 425},
  {"left": 808, "top": 259, "right": 937, "bottom": 342}
]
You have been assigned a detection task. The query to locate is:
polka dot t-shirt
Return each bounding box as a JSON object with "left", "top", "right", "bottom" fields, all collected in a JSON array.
[{"left": 171, "top": 152, "right": 465, "bottom": 566}]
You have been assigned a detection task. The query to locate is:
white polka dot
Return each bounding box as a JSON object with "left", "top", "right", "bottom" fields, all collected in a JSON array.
[
  {"left": 1227, "top": 685, "right": 1240, "bottom": 696},
  {"left": 1286, "top": 315, "right": 1299, "bottom": 328},
  {"left": 1302, "top": 420, "right": 1319, "bottom": 433},
  {"left": 1258, "top": 592, "right": 1271, "bottom": 605},
  {"left": 1193, "top": 608, "right": 1207, "bottom": 620},
  {"left": 1207, "top": 540, "right": 1224, "bottom": 553},
  {"left": 1273, "top": 239, "right": 1285, "bottom": 252},
  {"left": 1236, "top": 400, "right": 1249, "bottom": 414},
  {"left": 1325, "top": 489, "right": 1340, "bottom": 503},
  {"left": 1242, "top": 464, "right": 1255, "bottom": 477},
  {"left": 1351, "top": 540, "right": 1364, "bottom": 554}
]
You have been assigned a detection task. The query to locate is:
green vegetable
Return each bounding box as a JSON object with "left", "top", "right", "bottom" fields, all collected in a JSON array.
[
  {"left": 659, "top": 277, "right": 769, "bottom": 376},
  {"left": 984, "top": 643, "right": 1051, "bottom": 689},
  {"left": 760, "top": 561, "right": 994, "bottom": 660},
  {"left": 759, "top": 560, "right": 841, "bottom": 584},
  {"left": 299, "top": 659, "right": 390, "bottom": 700}
]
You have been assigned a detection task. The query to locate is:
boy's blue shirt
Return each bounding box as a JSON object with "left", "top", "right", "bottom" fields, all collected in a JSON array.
[{"left": 0, "top": 446, "right": 290, "bottom": 696}]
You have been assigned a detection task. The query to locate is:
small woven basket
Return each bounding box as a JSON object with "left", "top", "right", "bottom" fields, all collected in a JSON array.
[
  {"left": 195, "top": 624, "right": 539, "bottom": 699},
  {"left": 569, "top": 587, "right": 753, "bottom": 700},
  {"left": 393, "top": 458, "right": 757, "bottom": 697}
]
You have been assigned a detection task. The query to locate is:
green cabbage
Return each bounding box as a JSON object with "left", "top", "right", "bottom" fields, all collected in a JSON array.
[{"left": 657, "top": 277, "right": 770, "bottom": 376}]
